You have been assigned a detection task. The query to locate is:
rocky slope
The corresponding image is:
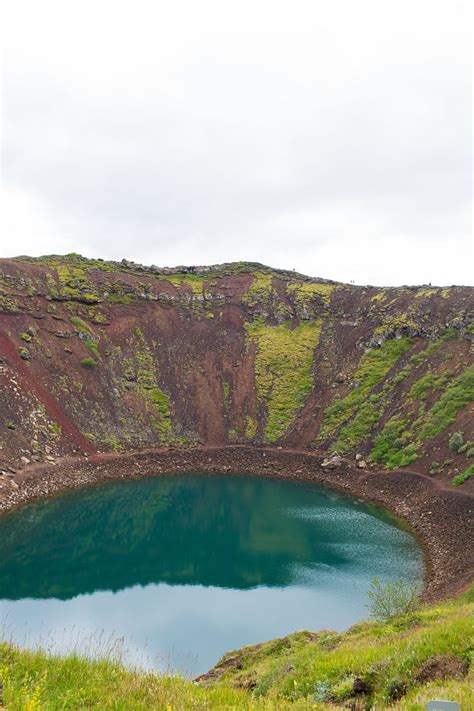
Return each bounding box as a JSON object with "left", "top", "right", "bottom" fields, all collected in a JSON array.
[{"left": 0, "top": 254, "right": 473, "bottom": 485}]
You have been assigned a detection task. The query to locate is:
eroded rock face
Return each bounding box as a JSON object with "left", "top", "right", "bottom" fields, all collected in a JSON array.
[{"left": 0, "top": 255, "right": 472, "bottom": 483}]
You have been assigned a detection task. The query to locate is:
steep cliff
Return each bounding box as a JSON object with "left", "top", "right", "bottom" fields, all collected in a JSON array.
[{"left": 0, "top": 254, "right": 472, "bottom": 485}]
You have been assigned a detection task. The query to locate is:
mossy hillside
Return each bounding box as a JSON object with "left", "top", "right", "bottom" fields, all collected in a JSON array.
[
  {"left": 419, "top": 364, "right": 474, "bottom": 441},
  {"left": 244, "top": 415, "right": 258, "bottom": 440},
  {"left": 45, "top": 264, "right": 101, "bottom": 303},
  {"left": 317, "top": 337, "right": 413, "bottom": 449},
  {"left": 1, "top": 589, "right": 472, "bottom": 709},
  {"left": 158, "top": 273, "right": 206, "bottom": 295},
  {"left": 286, "top": 281, "right": 336, "bottom": 308},
  {"left": 371, "top": 363, "right": 474, "bottom": 472},
  {"left": 245, "top": 319, "right": 322, "bottom": 442},
  {"left": 128, "top": 328, "right": 173, "bottom": 440},
  {"left": 242, "top": 271, "right": 275, "bottom": 308}
]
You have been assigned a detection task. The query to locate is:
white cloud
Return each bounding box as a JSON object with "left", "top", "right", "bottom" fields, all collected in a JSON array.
[{"left": 1, "top": 0, "right": 472, "bottom": 284}]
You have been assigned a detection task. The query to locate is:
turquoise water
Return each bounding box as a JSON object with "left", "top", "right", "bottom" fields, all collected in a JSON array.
[{"left": 0, "top": 474, "right": 423, "bottom": 676}]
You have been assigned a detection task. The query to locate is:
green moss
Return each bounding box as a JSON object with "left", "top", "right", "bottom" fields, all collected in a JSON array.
[
  {"left": 46, "top": 264, "right": 101, "bottom": 303},
  {"left": 244, "top": 415, "right": 258, "bottom": 440},
  {"left": 245, "top": 319, "right": 322, "bottom": 442},
  {"left": 106, "top": 293, "right": 134, "bottom": 304},
  {"left": 415, "top": 287, "right": 439, "bottom": 298},
  {"left": 0, "top": 294, "right": 18, "bottom": 312},
  {"left": 372, "top": 314, "right": 417, "bottom": 339},
  {"left": 452, "top": 463, "right": 474, "bottom": 486},
  {"left": 242, "top": 271, "right": 274, "bottom": 307},
  {"left": 318, "top": 337, "right": 412, "bottom": 446},
  {"left": 223, "top": 380, "right": 230, "bottom": 409},
  {"left": 286, "top": 281, "right": 336, "bottom": 306},
  {"left": 131, "top": 328, "right": 173, "bottom": 439},
  {"left": 371, "top": 290, "right": 388, "bottom": 302},
  {"left": 160, "top": 273, "right": 204, "bottom": 294}
]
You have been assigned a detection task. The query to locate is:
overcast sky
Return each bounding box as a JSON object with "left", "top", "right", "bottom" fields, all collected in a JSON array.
[{"left": 2, "top": 0, "right": 472, "bottom": 285}]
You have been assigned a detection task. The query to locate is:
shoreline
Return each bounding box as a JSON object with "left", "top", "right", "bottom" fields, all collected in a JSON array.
[{"left": 0, "top": 446, "right": 472, "bottom": 601}]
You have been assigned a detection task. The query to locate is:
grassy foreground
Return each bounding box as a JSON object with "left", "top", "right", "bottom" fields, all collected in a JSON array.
[{"left": 0, "top": 588, "right": 472, "bottom": 710}]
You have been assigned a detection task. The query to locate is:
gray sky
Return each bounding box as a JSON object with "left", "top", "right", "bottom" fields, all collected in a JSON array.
[{"left": 2, "top": 0, "right": 472, "bottom": 285}]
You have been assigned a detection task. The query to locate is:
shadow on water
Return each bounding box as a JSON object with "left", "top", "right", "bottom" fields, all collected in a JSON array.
[{"left": 0, "top": 474, "right": 421, "bottom": 600}]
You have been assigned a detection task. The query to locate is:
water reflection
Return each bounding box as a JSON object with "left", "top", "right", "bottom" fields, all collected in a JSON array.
[{"left": 0, "top": 474, "right": 424, "bottom": 675}]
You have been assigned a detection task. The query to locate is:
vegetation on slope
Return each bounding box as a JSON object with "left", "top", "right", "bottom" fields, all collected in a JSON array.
[
  {"left": 245, "top": 319, "right": 322, "bottom": 442},
  {"left": 371, "top": 364, "right": 474, "bottom": 471},
  {"left": 317, "top": 337, "right": 412, "bottom": 451},
  {"left": 0, "top": 255, "right": 472, "bottom": 474},
  {"left": 1, "top": 587, "right": 472, "bottom": 709}
]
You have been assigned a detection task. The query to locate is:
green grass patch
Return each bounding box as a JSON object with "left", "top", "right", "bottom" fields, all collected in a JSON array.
[
  {"left": 245, "top": 319, "right": 322, "bottom": 442},
  {"left": 70, "top": 316, "right": 93, "bottom": 335},
  {"left": 106, "top": 293, "right": 135, "bottom": 304},
  {"left": 370, "top": 416, "right": 419, "bottom": 469},
  {"left": 452, "top": 463, "right": 474, "bottom": 486},
  {"left": 419, "top": 364, "right": 474, "bottom": 441},
  {"left": 81, "top": 357, "right": 96, "bottom": 369},
  {"left": 318, "top": 337, "right": 412, "bottom": 446},
  {"left": 84, "top": 339, "right": 100, "bottom": 359}
]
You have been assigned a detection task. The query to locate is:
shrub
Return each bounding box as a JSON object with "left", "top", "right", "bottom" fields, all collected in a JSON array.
[
  {"left": 366, "top": 577, "right": 420, "bottom": 622},
  {"left": 81, "top": 357, "right": 96, "bottom": 368},
  {"left": 449, "top": 431, "right": 464, "bottom": 453}
]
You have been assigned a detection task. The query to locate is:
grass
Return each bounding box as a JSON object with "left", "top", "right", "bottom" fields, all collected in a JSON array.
[
  {"left": 204, "top": 586, "right": 473, "bottom": 707},
  {"left": 84, "top": 339, "right": 100, "bottom": 359},
  {"left": 80, "top": 357, "right": 96, "bottom": 369},
  {"left": 70, "top": 316, "right": 93, "bottom": 335},
  {"left": 245, "top": 319, "right": 322, "bottom": 442},
  {"left": 419, "top": 364, "right": 474, "bottom": 441},
  {"left": 370, "top": 346, "right": 473, "bottom": 470},
  {"left": 452, "top": 463, "right": 474, "bottom": 486},
  {"left": 1, "top": 588, "right": 471, "bottom": 709},
  {"left": 370, "top": 416, "right": 418, "bottom": 469},
  {"left": 317, "top": 337, "right": 412, "bottom": 447},
  {"left": 0, "top": 643, "right": 293, "bottom": 710}
]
